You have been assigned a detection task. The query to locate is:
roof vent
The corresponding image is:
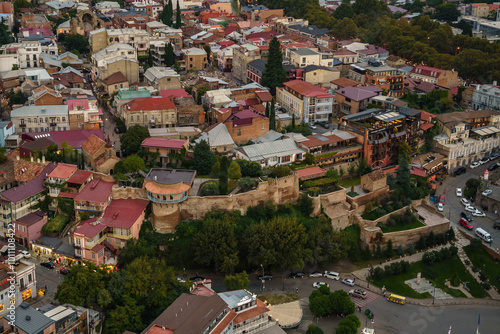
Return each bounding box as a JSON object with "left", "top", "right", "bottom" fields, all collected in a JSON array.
[
  {"left": 41, "top": 108, "right": 46, "bottom": 113},
  {"left": 20, "top": 302, "right": 29, "bottom": 309},
  {"left": 26, "top": 315, "right": 31, "bottom": 321}
]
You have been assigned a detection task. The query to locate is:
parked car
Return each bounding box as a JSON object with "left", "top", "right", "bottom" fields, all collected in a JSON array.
[
  {"left": 349, "top": 289, "right": 367, "bottom": 299},
  {"left": 20, "top": 250, "right": 30, "bottom": 258},
  {"left": 114, "top": 127, "right": 120, "bottom": 134},
  {"left": 41, "top": 262, "right": 55, "bottom": 269},
  {"left": 479, "top": 157, "right": 490, "bottom": 165},
  {"left": 309, "top": 271, "right": 323, "bottom": 278},
  {"left": 472, "top": 208, "right": 486, "bottom": 217},
  {"left": 439, "top": 195, "right": 445, "bottom": 204},
  {"left": 465, "top": 205, "right": 476, "bottom": 212},
  {"left": 324, "top": 271, "right": 340, "bottom": 280},
  {"left": 455, "top": 167, "right": 466, "bottom": 176},
  {"left": 438, "top": 203, "right": 444, "bottom": 212},
  {"left": 490, "top": 153, "right": 500, "bottom": 161},
  {"left": 493, "top": 221, "right": 500, "bottom": 230},
  {"left": 289, "top": 272, "right": 305, "bottom": 278},
  {"left": 488, "top": 163, "right": 500, "bottom": 171},
  {"left": 482, "top": 189, "right": 493, "bottom": 196},
  {"left": 459, "top": 218, "right": 473, "bottom": 230},
  {"left": 258, "top": 274, "right": 273, "bottom": 281},
  {"left": 313, "top": 282, "right": 329, "bottom": 288},
  {"left": 461, "top": 211, "right": 473, "bottom": 222},
  {"left": 461, "top": 198, "right": 470, "bottom": 206},
  {"left": 470, "top": 162, "right": 480, "bottom": 169},
  {"left": 308, "top": 124, "right": 317, "bottom": 130},
  {"left": 59, "top": 268, "right": 70, "bottom": 275},
  {"left": 190, "top": 276, "right": 205, "bottom": 282},
  {"left": 322, "top": 123, "right": 330, "bottom": 129},
  {"left": 342, "top": 278, "right": 355, "bottom": 286},
  {"left": 456, "top": 188, "right": 462, "bottom": 197}
]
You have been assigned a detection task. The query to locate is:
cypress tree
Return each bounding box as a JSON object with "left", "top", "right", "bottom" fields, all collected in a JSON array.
[
  {"left": 219, "top": 156, "right": 228, "bottom": 195},
  {"left": 261, "top": 37, "right": 286, "bottom": 95},
  {"left": 292, "top": 113, "right": 295, "bottom": 128},
  {"left": 164, "top": 43, "right": 175, "bottom": 67},
  {"left": 269, "top": 99, "right": 276, "bottom": 130},
  {"left": 162, "top": 1, "right": 173, "bottom": 26},
  {"left": 175, "top": 0, "right": 182, "bottom": 28},
  {"left": 265, "top": 102, "right": 270, "bottom": 118}
]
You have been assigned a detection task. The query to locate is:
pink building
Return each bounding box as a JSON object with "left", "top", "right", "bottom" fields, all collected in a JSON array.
[
  {"left": 14, "top": 211, "right": 47, "bottom": 248},
  {"left": 74, "top": 178, "right": 114, "bottom": 217},
  {"left": 70, "top": 198, "right": 149, "bottom": 265}
]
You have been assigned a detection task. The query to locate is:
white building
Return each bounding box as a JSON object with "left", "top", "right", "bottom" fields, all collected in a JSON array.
[
  {"left": 472, "top": 84, "right": 500, "bottom": 112},
  {"left": 236, "top": 138, "right": 305, "bottom": 167},
  {"left": 95, "top": 1, "right": 121, "bottom": 13},
  {"left": 91, "top": 43, "right": 138, "bottom": 83},
  {"left": 286, "top": 47, "right": 335, "bottom": 68},
  {"left": 0, "top": 41, "right": 58, "bottom": 69},
  {"left": 11, "top": 105, "right": 69, "bottom": 134}
]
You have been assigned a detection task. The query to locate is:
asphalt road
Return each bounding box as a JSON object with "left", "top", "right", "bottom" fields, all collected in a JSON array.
[{"left": 437, "top": 162, "right": 500, "bottom": 251}]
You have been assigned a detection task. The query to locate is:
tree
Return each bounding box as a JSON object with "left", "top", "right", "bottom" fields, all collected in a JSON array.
[
  {"left": 192, "top": 139, "right": 216, "bottom": 175},
  {"left": 228, "top": 160, "right": 242, "bottom": 180},
  {"left": 203, "top": 44, "right": 211, "bottom": 63},
  {"left": 237, "top": 177, "right": 258, "bottom": 191},
  {"left": 265, "top": 102, "right": 270, "bottom": 118},
  {"left": 356, "top": 158, "right": 371, "bottom": 176},
  {"left": 375, "top": 242, "right": 382, "bottom": 259},
  {"left": 261, "top": 37, "right": 286, "bottom": 95},
  {"left": 164, "top": 42, "right": 175, "bottom": 67},
  {"left": 270, "top": 165, "right": 291, "bottom": 178},
  {"left": 337, "top": 314, "right": 361, "bottom": 334},
  {"left": 194, "top": 216, "right": 239, "bottom": 273},
  {"left": 326, "top": 169, "right": 339, "bottom": 182},
  {"left": 464, "top": 178, "right": 481, "bottom": 200},
  {"left": 0, "top": 19, "right": 13, "bottom": 46},
  {"left": 304, "top": 153, "right": 315, "bottom": 165},
  {"left": 236, "top": 159, "right": 262, "bottom": 177},
  {"left": 385, "top": 239, "right": 394, "bottom": 258},
  {"left": 306, "top": 324, "right": 324, "bottom": 334},
  {"left": 147, "top": 49, "right": 153, "bottom": 67},
  {"left": 398, "top": 141, "right": 412, "bottom": 163},
  {"left": 269, "top": 98, "right": 276, "bottom": 130},
  {"left": 120, "top": 125, "right": 150, "bottom": 156},
  {"left": 196, "top": 86, "right": 209, "bottom": 104},
  {"left": 219, "top": 156, "right": 229, "bottom": 195},
  {"left": 201, "top": 182, "right": 219, "bottom": 196},
  {"left": 332, "top": 18, "right": 358, "bottom": 40},
  {"left": 333, "top": 3, "right": 354, "bottom": 20},
  {"left": 123, "top": 155, "right": 146, "bottom": 173},
  {"left": 211, "top": 159, "right": 221, "bottom": 178},
  {"left": 162, "top": 1, "right": 173, "bottom": 26},
  {"left": 434, "top": 3, "right": 459, "bottom": 22},
  {"left": 292, "top": 113, "right": 296, "bottom": 128},
  {"left": 298, "top": 194, "right": 314, "bottom": 216},
  {"left": 62, "top": 34, "right": 89, "bottom": 55},
  {"left": 105, "top": 296, "right": 145, "bottom": 334},
  {"left": 394, "top": 156, "right": 412, "bottom": 197},
  {"left": 174, "top": 0, "right": 182, "bottom": 28},
  {"left": 6, "top": 90, "right": 27, "bottom": 107},
  {"left": 224, "top": 271, "right": 250, "bottom": 290},
  {"left": 331, "top": 289, "right": 355, "bottom": 315}
]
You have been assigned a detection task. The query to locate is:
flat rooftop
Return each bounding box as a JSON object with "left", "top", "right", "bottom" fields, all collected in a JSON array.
[{"left": 146, "top": 169, "right": 196, "bottom": 185}]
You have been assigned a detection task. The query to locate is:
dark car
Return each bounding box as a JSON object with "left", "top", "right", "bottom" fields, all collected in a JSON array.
[
  {"left": 488, "top": 163, "right": 500, "bottom": 171},
  {"left": 461, "top": 211, "right": 473, "bottom": 222},
  {"left": 322, "top": 123, "right": 330, "bottom": 129},
  {"left": 41, "top": 262, "right": 55, "bottom": 269},
  {"left": 258, "top": 274, "right": 273, "bottom": 280},
  {"left": 190, "top": 276, "right": 205, "bottom": 282},
  {"left": 454, "top": 167, "right": 466, "bottom": 176},
  {"left": 59, "top": 268, "right": 70, "bottom": 275},
  {"left": 289, "top": 272, "right": 305, "bottom": 278},
  {"left": 493, "top": 221, "right": 500, "bottom": 230},
  {"left": 490, "top": 153, "right": 500, "bottom": 161},
  {"left": 114, "top": 127, "right": 121, "bottom": 134}
]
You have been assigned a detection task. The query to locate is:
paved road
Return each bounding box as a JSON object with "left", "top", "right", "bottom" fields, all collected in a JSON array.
[{"left": 437, "top": 162, "right": 500, "bottom": 251}]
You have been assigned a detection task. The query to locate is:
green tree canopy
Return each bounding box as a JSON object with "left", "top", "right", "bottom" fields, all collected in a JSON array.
[
  {"left": 164, "top": 42, "right": 175, "bottom": 67},
  {"left": 192, "top": 139, "right": 216, "bottom": 175},
  {"left": 224, "top": 271, "right": 250, "bottom": 290},
  {"left": 123, "top": 155, "right": 146, "bottom": 173},
  {"left": 306, "top": 324, "right": 324, "bottom": 334},
  {"left": 261, "top": 37, "right": 286, "bottom": 95},
  {"left": 120, "top": 125, "right": 150, "bottom": 156},
  {"left": 63, "top": 34, "right": 89, "bottom": 55},
  {"left": 228, "top": 160, "right": 242, "bottom": 180}
]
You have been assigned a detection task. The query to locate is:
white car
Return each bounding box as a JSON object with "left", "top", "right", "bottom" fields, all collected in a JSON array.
[
  {"left": 341, "top": 278, "right": 355, "bottom": 286},
  {"left": 461, "top": 198, "right": 470, "bottom": 206},
  {"left": 438, "top": 203, "right": 444, "bottom": 212},
  {"left": 472, "top": 208, "right": 486, "bottom": 217},
  {"left": 313, "top": 282, "right": 329, "bottom": 288},
  {"left": 20, "top": 250, "right": 30, "bottom": 258},
  {"left": 465, "top": 205, "right": 476, "bottom": 212},
  {"left": 482, "top": 189, "right": 493, "bottom": 196},
  {"left": 456, "top": 188, "right": 462, "bottom": 197},
  {"left": 176, "top": 277, "right": 185, "bottom": 283},
  {"left": 470, "top": 162, "right": 480, "bottom": 169},
  {"left": 308, "top": 124, "right": 317, "bottom": 130}
]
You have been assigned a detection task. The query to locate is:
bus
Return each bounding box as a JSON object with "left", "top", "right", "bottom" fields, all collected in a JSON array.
[{"left": 387, "top": 294, "right": 405, "bottom": 305}]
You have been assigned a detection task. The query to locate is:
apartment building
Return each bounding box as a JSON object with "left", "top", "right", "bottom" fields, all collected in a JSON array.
[
  {"left": 74, "top": 178, "right": 114, "bottom": 217},
  {"left": 92, "top": 43, "right": 139, "bottom": 85},
  {"left": 349, "top": 59, "right": 404, "bottom": 97},
  {"left": 130, "top": 0, "right": 163, "bottom": 18},
  {"left": 120, "top": 97, "right": 177, "bottom": 129},
  {"left": 0, "top": 41, "right": 57, "bottom": 70},
  {"left": 0, "top": 260, "right": 37, "bottom": 307},
  {"left": 178, "top": 47, "right": 208, "bottom": 71},
  {"left": 11, "top": 105, "right": 69, "bottom": 134},
  {"left": 472, "top": 84, "right": 500, "bottom": 111},
  {"left": 409, "top": 65, "right": 462, "bottom": 88},
  {"left": 141, "top": 138, "right": 189, "bottom": 166},
  {"left": 67, "top": 98, "right": 103, "bottom": 130},
  {"left": 144, "top": 67, "right": 182, "bottom": 90},
  {"left": 0, "top": 164, "right": 55, "bottom": 231},
  {"left": 276, "top": 80, "right": 333, "bottom": 124},
  {"left": 13, "top": 211, "right": 47, "bottom": 248},
  {"left": 287, "top": 47, "right": 336, "bottom": 68},
  {"left": 89, "top": 27, "right": 149, "bottom": 56},
  {"left": 46, "top": 163, "right": 78, "bottom": 198},
  {"left": 28, "top": 86, "right": 63, "bottom": 106},
  {"left": 232, "top": 44, "right": 261, "bottom": 83},
  {"left": 335, "top": 85, "right": 382, "bottom": 116}
]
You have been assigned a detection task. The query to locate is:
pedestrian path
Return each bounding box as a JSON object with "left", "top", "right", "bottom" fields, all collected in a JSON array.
[{"left": 351, "top": 291, "right": 380, "bottom": 308}]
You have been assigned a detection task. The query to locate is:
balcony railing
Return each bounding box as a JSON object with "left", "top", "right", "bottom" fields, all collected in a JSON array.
[
  {"left": 19, "top": 123, "right": 26, "bottom": 127},
  {"left": 50, "top": 122, "right": 57, "bottom": 127}
]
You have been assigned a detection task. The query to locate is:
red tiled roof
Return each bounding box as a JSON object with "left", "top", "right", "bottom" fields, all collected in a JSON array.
[
  {"left": 82, "top": 134, "right": 105, "bottom": 156},
  {"left": 218, "top": 40, "right": 235, "bottom": 49},
  {"left": 67, "top": 170, "right": 93, "bottom": 184},
  {"left": 141, "top": 138, "right": 188, "bottom": 150},
  {"left": 212, "top": 310, "right": 237, "bottom": 334},
  {"left": 73, "top": 217, "right": 105, "bottom": 238},
  {"left": 100, "top": 198, "right": 149, "bottom": 229},
  {"left": 159, "top": 89, "right": 191, "bottom": 99},
  {"left": 14, "top": 211, "right": 46, "bottom": 226},
  {"left": 420, "top": 123, "right": 434, "bottom": 131},
  {"left": 301, "top": 134, "right": 344, "bottom": 148},
  {"left": 1, "top": 164, "right": 56, "bottom": 203},
  {"left": 225, "top": 109, "right": 268, "bottom": 127},
  {"left": 330, "top": 77, "right": 359, "bottom": 88},
  {"left": 255, "top": 91, "right": 272, "bottom": 102},
  {"left": 124, "top": 97, "right": 176, "bottom": 111},
  {"left": 411, "top": 167, "right": 427, "bottom": 178},
  {"left": 297, "top": 166, "right": 326, "bottom": 180},
  {"left": 420, "top": 110, "right": 436, "bottom": 123},
  {"left": 224, "top": 26, "right": 237, "bottom": 35},
  {"left": 103, "top": 72, "right": 128, "bottom": 85},
  {"left": 334, "top": 49, "right": 356, "bottom": 56},
  {"left": 58, "top": 192, "right": 78, "bottom": 199},
  {"left": 411, "top": 65, "right": 444, "bottom": 78},
  {"left": 22, "top": 129, "right": 105, "bottom": 150},
  {"left": 284, "top": 80, "right": 333, "bottom": 98},
  {"left": 48, "top": 163, "right": 77, "bottom": 179},
  {"left": 336, "top": 86, "right": 382, "bottom": 101},
  {"left": 233, "top": 299, "right": 269, "bottom": 324},
  {"left": 74, "top": 179, "right": 114, "bottom": 203},
  {"left": 66, "top": 98, "right": 89, "bottom": 111}
]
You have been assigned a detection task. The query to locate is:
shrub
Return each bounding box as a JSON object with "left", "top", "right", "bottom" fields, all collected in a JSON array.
[
  {"left": 372, "top": 267, "right": 384, "bottom": 280},
  {"left": 470, "top": 238, "right": 482, "bottom": 252},
  {"left": 375, "top": 242, "right": 382, "bottom": 259},
  {"left": 237, "top": 177, "right": 258, "bottom": 192},
  {"left": 364, "top": 202, "right": 373, "bottom": 214},
  {"left": 426, "top": 232, "right": 436, "bottom": 247},
  {"left": 393, "top": 201, "right": 403, "bottom": 210},
  {"left": 303, "top": 178, "right": 337, "bottom": 188},
  {"left": 407, "top": 244, "right": 415, "bottom": 255},
  {"left": 416, "top": 236, "right": 426, "bottom": 250},
  {"left": 385, "top": 205, "right": 393, "bottom": 214},
  {"left": 400, "top": 260, "right": 410, "bottom": 273},
  {"left": 200, "top": 182, "right": 219, "bottom": 196},
  {"left": 451, "top": 273, "right": 460, "bottom": 287},
  {"left": 479, "top": 272, "right": 488, "bottom": 282},
  {"left": 449, "top": 245, "right": 458, "bottom": 256},
  {"left": 422, "top": 251, "right": 436, "bottom": 265},
  {"left": 270, "top": 165, "right": 291, "bottom": 178},
  {"left": 439, "top": 247, "right": 451, "bottom": 260},
  {"left": 384, "top": 264, "right": 393, "bottom": 276},
  {"left": 374, "top": 208, "right": 386, "bottom": 218},
  {"left": 396, "top": 245, "right": 404, "bottom": 256},
  {"left": 481, "top": 283, "right": 491, "bottom": 290},
  {"left": 385, "top": 239, "right": 394, "bottom": 258},
  {"left": 386, "top": 217, "right": 395, "bottom": 226},
  {"left": 465, "top": 259, "right": 470, "bottom": 266},
  {"left": 472, "top": 266, "right": 479, "bottom": 273},
  {"left": 390, "top": 261, "right": 402, "bottom": 275},
  {"left": 435, "top": 233, "right": 445, "bottom": 245}
]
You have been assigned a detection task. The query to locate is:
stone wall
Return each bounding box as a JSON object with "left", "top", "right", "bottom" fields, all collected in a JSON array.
[
  {"left": 347, "top": 186, "right": 390, "bottom": 211},
  {"left": 151, "top": 173, "right": 300, "bottom": 233},
  {"left": 309, "top": 187, "right": 351, "bottom": 229},
  {"left": 111, "top": 185, "right": 149, "bottom": 201}
]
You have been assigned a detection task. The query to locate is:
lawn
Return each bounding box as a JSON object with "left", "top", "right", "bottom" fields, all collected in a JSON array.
[
  {"left": 370, "top": 256, "right": 486, "bottom": 299},
  {"left": 257, "top": 293, "right": 300, "bottom": 305},
  {"left": 347, "top": 191, "right": 359, "bottom": 197},
  {"left": 463, "top": 245, "right": 500, "bottom": 291},
  {"left": 377, "top": 219, "right": 425, "bottom": 233},
  {"left": 340, "top": 177, "right": 360, "bottom": 188},
  {"left": 42, "top": 214, "right": 70, "bottom": 233}
]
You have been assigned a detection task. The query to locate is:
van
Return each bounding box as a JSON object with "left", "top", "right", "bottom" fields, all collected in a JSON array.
[
  {"left": 475, "top": 228, "right": 492, "bottom": 243},
  {"left": 324, "top": 271, "right": 340, "bottom": 280},
  {"left": 386, "top": 294, "right": 406, "bottom": 305}
]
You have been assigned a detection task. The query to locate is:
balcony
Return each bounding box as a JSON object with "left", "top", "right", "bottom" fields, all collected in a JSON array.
[
  {"left": 19, "top": 123, "right": 26, "bottom": 127},
  {"left": 50, "top": 122, "right": 57, "bottom": 127}
]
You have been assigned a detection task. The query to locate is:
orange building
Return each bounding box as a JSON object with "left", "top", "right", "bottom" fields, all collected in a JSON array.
[{"left": 223, "top": 108, "right": 269, "bottom": 145}]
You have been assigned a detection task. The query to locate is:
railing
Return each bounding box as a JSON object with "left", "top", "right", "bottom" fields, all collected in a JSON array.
[
  {"left": 148, "top": 192, "right": 188, "bottom": 204},
  {"left": 19, "top": 123, "right": 26, "bottom": 127}
]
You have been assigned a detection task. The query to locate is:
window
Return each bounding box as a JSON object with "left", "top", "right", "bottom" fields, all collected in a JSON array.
[
  {"left": 237, "top": 129, "right": 241, "bottom": 136},
  {"left": 45, "top": 117, "right": 48, "bottom": 122},
  {"left": 131, "top": 116, "right": 134, "bottom": 121},
  {"left": 34, "top": 118, "right": 37, "bottom": 123},
  {"left": 39, "top": 118, "right": 43, "bottom": 123},
  {"left": 137, "top": 116, "right": 140, "bottom": 121},
  {"left": 27, "top": 118, "right": 31, "bottom": 123},
  {"left": 28, "top": 274, "right": 32, "bottom": 283},
  {"left": 62, "top": 117, "right": 65, "bottom": 122}
]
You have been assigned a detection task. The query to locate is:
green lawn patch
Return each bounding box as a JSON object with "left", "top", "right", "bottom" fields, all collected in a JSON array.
[
  {"left": 339, "top": 177, "right": 360, "bottom": 188},
  {"left": 258, "top": 293, "right": 300, "bottom": 305},
  {"left": 362, "top": 210, "right": 381, "bottom": 221},
  {"left": 42, "top": 214, "right": 70, "bottom": 233},
  {"left": 371, "top": 256, "right": 486, "bottom": 299},
  {"left": 347, "top": 192, "right": 359, "bottom": 197},
  {"left": 463, "top": 245, "right": 500, "bottom": 291},
  {"left": 377, "top": 219, "right": 425, "bottom": 233}
]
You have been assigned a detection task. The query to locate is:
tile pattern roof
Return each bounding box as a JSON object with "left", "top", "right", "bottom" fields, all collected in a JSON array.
[
  {"left": 284, "top": 80, "right": 333, "bottom": 99},
  {"left": 336, "top": 86, "right": 382, "bottom": 101},
  {"left": 123, "top": 97, "right": 176, "bottom": 111},
  {"left": 141, "top": 138, "right": 188, "bottom": 150},
  {"left": 67, "top": 170, "right": 93, "bottom": 184},
  {"left": 23, "top": 129, "right": 105, "bottom": 150},
  {"left": 74, "top": 179, "right": 114, "bottom": 203},
  {"left": 82, "top": 134, "right": 106, "bottom": 156},
  {"left": 1, "top": 163, "right": 55, "bottom": 203},
  {"left": 47, "top": 163, "right": 77, "bottom": 180},
  {"left": 103, "top": 71, "right": 128, "bottom": 85}
]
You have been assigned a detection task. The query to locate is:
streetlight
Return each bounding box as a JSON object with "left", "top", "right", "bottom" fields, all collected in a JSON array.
[
  {"left": 366, "top": 273, "right": 369, "bottom": 288},
  {"left": 432, "top": 283, "right": 436, "bottom": 305},
  {"left": 260, "top": 264, "right": 265, "bottom": 291}
]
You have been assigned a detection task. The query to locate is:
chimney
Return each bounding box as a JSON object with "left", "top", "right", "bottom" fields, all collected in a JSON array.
[
  {"left": 30, "top": 156, "right": 33, "bottom": 162},
  {"left": 494, "top": 81, "right": 498, "bottom": 86},
  {"left": 154, "top": 176, "right": 157, "bottom": 181},
  {"left": 42, "top": 156, "right": 45, "bottom": 163}
]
